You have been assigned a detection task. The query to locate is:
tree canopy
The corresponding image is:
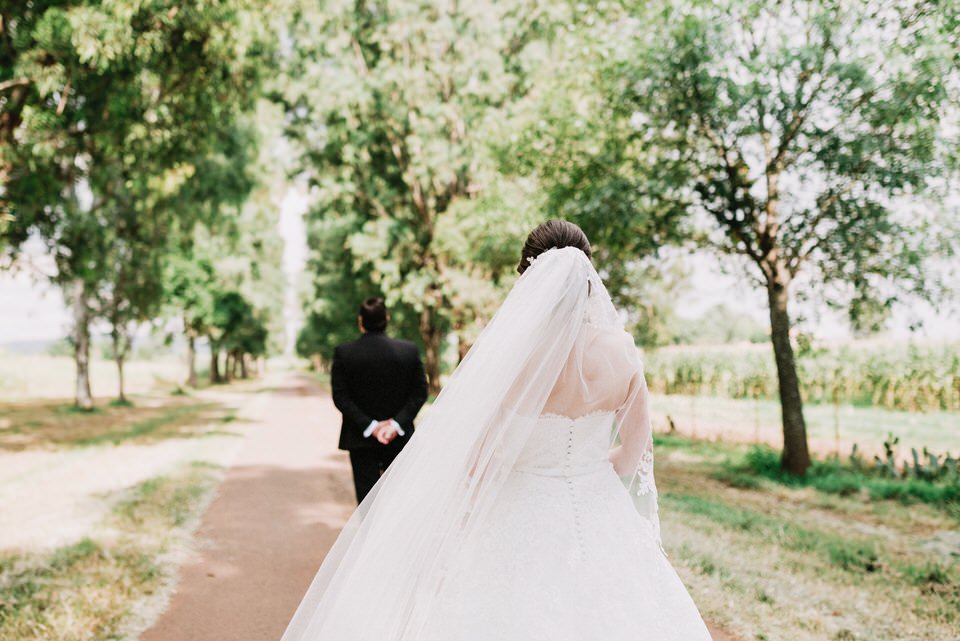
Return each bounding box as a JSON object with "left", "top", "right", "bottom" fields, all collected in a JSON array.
[
  {"left": 513, "top": 0, "right": 959, "bottom": 473},
  {"left": 1, "top": 0, "right": 282, "bottom": 405}
]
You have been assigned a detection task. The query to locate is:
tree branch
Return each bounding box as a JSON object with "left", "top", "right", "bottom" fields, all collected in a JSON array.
[
  {"left": 0, "top": 77, "right": 30, "bottom": 93},
  {"left": 383, "top": 122, "right": 432, "bottom": 233},
  {"left": 787, "top": 179, "right": 860, "bottom": 274}
]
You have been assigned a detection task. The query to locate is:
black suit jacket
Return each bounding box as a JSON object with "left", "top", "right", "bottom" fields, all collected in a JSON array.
[{"left": 331, "top": 332, "right": 428, "bottom": 451}]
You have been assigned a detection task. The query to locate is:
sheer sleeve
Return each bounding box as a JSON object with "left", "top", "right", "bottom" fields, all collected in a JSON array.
[{"left": 609, "top": 356, "right": 662, "bottom": 548}]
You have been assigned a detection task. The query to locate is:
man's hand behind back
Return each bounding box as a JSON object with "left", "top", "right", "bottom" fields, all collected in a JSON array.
[{"left": 373, "top": 420, "right": 400, "bottom": 445}]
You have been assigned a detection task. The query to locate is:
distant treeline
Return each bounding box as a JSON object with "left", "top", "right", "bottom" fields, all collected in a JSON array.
[{"left": 644, "top": 341, "right": 960, "bottom": 413}]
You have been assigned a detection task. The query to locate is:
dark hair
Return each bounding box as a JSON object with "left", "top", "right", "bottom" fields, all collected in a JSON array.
[
  {"left": 517, "top": 220, "right": 592, "bottom": 274},
  {"left": 359, "top": 297, "right": 388, "bottom": 332}
]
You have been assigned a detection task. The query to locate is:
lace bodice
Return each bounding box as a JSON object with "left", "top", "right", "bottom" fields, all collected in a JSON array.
[{"left": 513, "top": 411, "right": 616, "bottom": 476}]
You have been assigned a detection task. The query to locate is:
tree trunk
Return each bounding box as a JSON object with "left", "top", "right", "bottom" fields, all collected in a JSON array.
[
  {"left": 224, "top": 352, "right": 233, "bottom": 382},
  {"left": 116, "top": 355, "right": 126, "bottom": 403},
  {"left": 240, "top": 352, "right": 248, "bottom": 379},
  {"left": 419, "top": 307, "right": 443, "bottom": 396},
  {"left": 185, "top": 331, "right": 198, "bottom": 387},
  {"left": 72, "top": 279, "right": 94, "bottom": 410},
  {"left": 766, "top": 275, "right": 811, "bottom": 475},
  {"left": 210, "top": 347, "right": 221, "bottom": 384},
  {"left": 112, "top": 331, "right": 127, "bottom": 403}
]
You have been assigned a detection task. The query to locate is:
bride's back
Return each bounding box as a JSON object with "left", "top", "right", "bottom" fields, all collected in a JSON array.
[{"left": 541, "top": 324, "right": 638, "bottom": 418}]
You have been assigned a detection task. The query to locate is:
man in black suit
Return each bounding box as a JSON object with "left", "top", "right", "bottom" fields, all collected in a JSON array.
[{"left": 331, "top": 297, "right": 428, "bottom": 503}]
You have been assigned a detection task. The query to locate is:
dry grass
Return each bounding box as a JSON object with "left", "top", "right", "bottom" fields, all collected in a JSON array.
[
  {"left": 0, "top": 397, "right": 237, "bottom": 452},
  {"left": 0, "top": 463, "right": 222, "bottom": 641},
  {"left": 0, "top": 362, "right": 260, "bottom": 639},
  {"left": 657, "top": 437, "right": 960, "bottom": 641},
  {"left": 0, "top": 355, "right": 187, "bottom": 403}
]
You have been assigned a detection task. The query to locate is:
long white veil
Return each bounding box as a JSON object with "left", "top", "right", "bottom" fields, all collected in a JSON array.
[{"left": 282, "top": 247, "right": 659, "bottom": 641}]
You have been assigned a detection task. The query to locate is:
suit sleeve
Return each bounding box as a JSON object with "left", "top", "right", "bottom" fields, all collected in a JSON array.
[
  {"left": 393, "top": 347, "right": 428, "bottom": 426},
  {"left": 331, "top": 346, "right": 373, "bottom": 427}
]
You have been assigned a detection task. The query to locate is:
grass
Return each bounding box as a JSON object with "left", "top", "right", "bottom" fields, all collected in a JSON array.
[
  {"left": 725, "top": 446, "right": 960, "bottom": 516},
  {"left": 0, "top": 359, "right": 262, "bottom": 639},
  {"left": 0, "top": 355, "right": 188, "bottom": 403},
  {"left": 0, "top": 398, "right": 236, "bottom": 451},
  {"left": 650, "top": 393, "right": 960, "bottom": 458},
  {"left": 0, "top": 464, "right": 221, "bottom": 641},
  {"left": 655, "top": 433, "right": 960, "bottom": 641}
]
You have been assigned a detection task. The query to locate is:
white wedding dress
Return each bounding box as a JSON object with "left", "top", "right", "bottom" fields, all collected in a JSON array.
[
  {"left": 282, "top": 248, "right": 713, "bottom": 641},
  {"left": 419, "top": 409, "right": 712, "bottom": 641}
]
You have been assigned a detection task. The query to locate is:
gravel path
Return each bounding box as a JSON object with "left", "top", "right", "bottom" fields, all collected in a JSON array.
[{"left": 139, "top": 372, "right": 739, "bottom": 641}]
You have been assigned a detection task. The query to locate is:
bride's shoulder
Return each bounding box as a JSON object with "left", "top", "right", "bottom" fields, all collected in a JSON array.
[
  {"left": 586, "top": 323, "right": 634, "bottom": 342},
  {"left": 586, "top": 325, "right": 640, "bottom": 357}
]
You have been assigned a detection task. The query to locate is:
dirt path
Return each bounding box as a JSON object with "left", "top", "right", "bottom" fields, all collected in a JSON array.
[
  {"left": 141, "top": 371, "right": 739, "bottom": 641},
  {"left": 141, "top": 373, "right": 352, "bottom": 641}
]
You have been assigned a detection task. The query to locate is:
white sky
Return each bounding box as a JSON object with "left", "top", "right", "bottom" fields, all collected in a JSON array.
[{"left": 279, "top": 184, "right": 309, "bottom": 354}]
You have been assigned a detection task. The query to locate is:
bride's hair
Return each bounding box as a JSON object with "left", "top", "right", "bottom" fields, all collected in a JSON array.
[{"left": 517, "top": 220, "right": 592, "bottom": 274}]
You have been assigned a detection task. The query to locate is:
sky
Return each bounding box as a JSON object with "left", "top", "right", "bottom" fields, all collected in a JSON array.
[
  {"left": 278, "top": 185, "right": 309, "bottom": 354},
  {"left": 1, "top": 189, "right": 956, "bottom": 347},
  {"left": 0, "top": 187, "right": 312, "bottom": 351}
]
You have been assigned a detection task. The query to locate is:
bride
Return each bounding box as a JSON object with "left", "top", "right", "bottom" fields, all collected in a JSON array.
[{"left": 282, "top": 220, "right": 714, "bottom": 641}]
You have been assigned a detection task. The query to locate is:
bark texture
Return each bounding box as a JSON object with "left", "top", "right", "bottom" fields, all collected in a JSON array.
[
  {"left": 72, "top": 279, "right": 93, "bottom": 410},
  {"left": 766, "top": 276, "right": 811, "bottom": 475}
]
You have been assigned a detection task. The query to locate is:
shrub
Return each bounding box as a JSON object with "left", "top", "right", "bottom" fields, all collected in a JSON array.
[{"left": 727, "top": 444, "right": 960, "bottom": 515}]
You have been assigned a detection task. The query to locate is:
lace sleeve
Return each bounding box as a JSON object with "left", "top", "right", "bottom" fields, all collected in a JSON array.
[{"left": 609, "top": 356, "right": 662, "bottom": 548}]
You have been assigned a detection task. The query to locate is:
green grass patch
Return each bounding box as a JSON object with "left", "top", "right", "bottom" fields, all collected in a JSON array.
[
  {"left": 656, "top": 431, "right": 960, "bottom": 639},
  {"left": 653, "top": 432, "right": 743, "bottom": 459},
  {"left": 0, "top": 465, "right": 220, "bottom": 641},
  {"left": 111, "top": 466, "right": 219, "bottom": 530},
  {"left": 0, "top": 397, "right": 232, "bottom": 452},
  {"left": 650, "top": 392, "right": 960, "bottom": 458},
  {"left": 54, "top": 404, "right": 105, "bottom": 416},
  {"left": 719, "top": 445, "right": 960, "bottom": 517},
  {"left": 664, "top": 493, "right": 887, "bottom": 573},
  {"left": 70, "top": 403, "right": 216, "bottom": 447},
  {"left": 709, "top": 467, "right": 764, "bottom": 489},
  {"left": 904, "top": 561, "right": 955, "bottom": 586}
]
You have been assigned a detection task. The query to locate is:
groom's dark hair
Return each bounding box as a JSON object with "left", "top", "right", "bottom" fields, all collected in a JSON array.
[
  {"left": 359, "top": 297, "right": 388, "bottom": 333},
  {"left": 517, "top": 220, "right": 592, "bottom": 274}
]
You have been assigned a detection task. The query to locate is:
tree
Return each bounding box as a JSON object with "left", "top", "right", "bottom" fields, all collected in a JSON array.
[
  {"left": 165, "top": 254, "right": 217, "bottom": 387},
  {"left": 282, "top": 0, "right": 563, "bottom": 393},
  {"left": 1, "top": 0, "right": 271, "bottom": 407},
  {"left": 99, "top": 207, "right": 165, "bottom": 403},
  {"left": 208, "top": 290, "right": 267, "bottom": 381},
  {"left": 522, "top": 0, "right": 958, "bottom": 474},
  {"left": 296, "top": 212, "right": 421, "bottom": 367}
]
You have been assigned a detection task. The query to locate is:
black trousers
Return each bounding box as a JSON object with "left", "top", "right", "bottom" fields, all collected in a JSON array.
[{"left": 349, "top": 447, "right": 401, "bottom": 503}]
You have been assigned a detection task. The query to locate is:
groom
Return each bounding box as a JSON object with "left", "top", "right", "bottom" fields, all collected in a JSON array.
[{"left": 331, "top": 297, "right": 428, "bottom": 503}]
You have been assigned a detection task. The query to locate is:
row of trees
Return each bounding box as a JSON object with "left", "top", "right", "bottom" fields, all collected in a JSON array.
[
  {"left": 288, "top": 0, "right": 958, "bottom": 474},
  {"left": 1, "top": 1, "right": 284, "bottom": 406}
]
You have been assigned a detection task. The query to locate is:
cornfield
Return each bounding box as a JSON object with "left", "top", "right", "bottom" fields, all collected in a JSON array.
[{"left": 643, "top": 341, "right": 960, "bottom": 412}]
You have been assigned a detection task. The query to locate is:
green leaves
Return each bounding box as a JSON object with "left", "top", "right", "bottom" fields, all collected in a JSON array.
[
  {"left": 2, "top": 0, "right": 284, "bottom": 397},
  {"left": 285, "top": 0, "right": 575, "bottom": 382}
]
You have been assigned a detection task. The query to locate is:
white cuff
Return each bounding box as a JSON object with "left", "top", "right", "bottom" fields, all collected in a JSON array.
[
  {"left": 363, "top": 420, "right": 379, "bottom": 438},
  {"left": 390, "top": 419, "right": 405, "bottom": 437}
]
